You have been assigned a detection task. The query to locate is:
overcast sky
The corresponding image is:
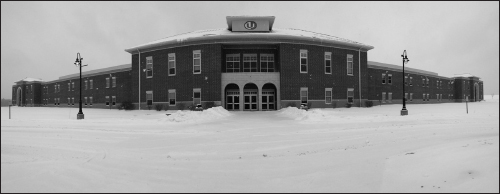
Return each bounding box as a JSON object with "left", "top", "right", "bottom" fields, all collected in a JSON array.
[{"left": 2, "top": 1, "right": 499, "bottom": 99}]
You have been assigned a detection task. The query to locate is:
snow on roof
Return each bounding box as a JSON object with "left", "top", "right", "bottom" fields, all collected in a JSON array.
[
  {"left": 16, "top": 77, "right": 44, "bottom": 83},
  {"left": 367, "top": 61, "right": 440, "bottom": 77},
  {"left": 453, "top": 73, "right": 475, "bottom": 78},
  {"left": 126, "top": 28, "right": 373, "bottom": 52},
  {"left": 58, "top": 64, "right": 131, "bottom": 80}
]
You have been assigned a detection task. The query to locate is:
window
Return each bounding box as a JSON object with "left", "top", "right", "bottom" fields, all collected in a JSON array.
[
  {"left": 85, "top": 80, "right": 88, "bottom": 90},
  {"left": 382, "top": 92, "right": 386, "bottom": 103},
  {"left": 90, "top": 80, "right": 93, "bottom": 89},
  {"left": 243, "top": 54, "right": 257, "bottom": 72},
  {"left": 105, "top": 96, "right": 110, "bottom": 106},
  {"left": 405, "top": 93, "right": 408, "bottom": 101},
  {"left": 72, "top": 82, "right": 75, "bottom": 91},
  {"left": 325, "top": 52, "right": 331, "bottom": 74},
  {"left": 405, "top": 76, "right": 408, "bottom": 86},
  {"left": 410, "top": 77, "right": 413, "bottom": 86},
  {"left": 440, "top": 94, "right": 442, "bottom": 101},
  {"left": 427, "top": 94, "right": 430, "bottom": 101},
  {"left": 300, "top": 50, "right": 308, "bottom": 73},
  {"left": 388, "top": 74, "right": 392, "bottom": 84},
  {"left": 68, "top": 83, "right": 71, "bottom": 91},
  {"left": 168, "top": 53, "right": 176, "bottom": 75},
  {"left": 71, "top": 97, "right": 74, "bottom": 106},
  {"left": 84, "top": 97, "right": 88, "bottom": 105},
  {"left": 300, "top": 87, "right": 308, "bottom": 104},
  {"left": 347, "top": 88, "right": 354, "bottom": 104},
  {"left": 422, "top": 78, "right": 425, "bottom": 87},
  {"left": 193, "top": 50, "right": 201, "bottom": 74},
  {"left": 112, "top": 77, "right": 116, "bottom": 88},
  {"left": 90, "top": 97, "right": 93, "bottom": 106},
  {"left": 146, "top": 56, "right": 153, "bottom": 78},
  {"left": 426, "top": 78, "right": 429, "bottom": 87},
  {"left": 193, "top": 88, "right": 201, "bottom": 105},
  {"left": 106, "top": 78, "right": 110, "bottom": 88},
  {"left": 410, "top": 93, "right": 413, "bottom": 101},
  {"left": 347, "top": 54, "right": 353, "bottom": 75},
  {"left": 168, "top": 89, "right": 176, "bottom": 106},
  {"left": 260, "top": 54, "right": 274, "bottom": 72},
  {"left": 112, "top": 96, "right": 116, "bottom": 106},
  {"left": 54, "top": 85, "right": 57, "bottom": 93},
  {"left": 226, "top": 54, "right": 240, "bottom": 72},
  {"left": 68, "top": 97, "right": 70, "bottom": 105},
  {"left": 146, "top": 91, "right": 153, "bottom": 106},
  {"left": 388, "top": 92, "right": 392, "bottom": 103},
  {"left": 325, "top": 88, "right": 332, "bottom": 104},
  {"left": 437, "top": 80, "right": 439, "bottom": 88},
  {"left": 382, "top": 74, "right": 386, "bottom": 84},
  {"left": 423, "top": 93, "right": 426, "bottom": 102}
]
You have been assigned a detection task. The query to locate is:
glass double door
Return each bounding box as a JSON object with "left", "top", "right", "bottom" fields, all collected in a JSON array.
[
  {"left": 261, "top": 91, "right": 275, "bottom": 111},
  {"left": 226, "top": 91, "right": 240, "bottom": 111},
  {"left": 244, "top": 90, "right": 258, "bottom": 110}
]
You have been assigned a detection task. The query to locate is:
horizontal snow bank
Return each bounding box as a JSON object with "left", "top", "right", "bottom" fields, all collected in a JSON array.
[
  {"left": 161, "top": 106, "right": 231, "bottom": 123},
  {"left": 279, "top": 107, "right": 329, "bottom": 121}
]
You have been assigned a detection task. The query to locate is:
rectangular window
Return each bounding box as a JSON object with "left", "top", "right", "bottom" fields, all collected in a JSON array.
[
  {"left": 382, "top": 92, "right": 386, "bottom": 103},
  {"left": 68, "top": 83, "right": 71, "bottom": 91},
  {"left": 72, "top": 82, "right": 74, "bottom": 91},
  {"left": 405, "top": 93, "right": 408, "bottom": 101},
  {"left": 427, "top": 94, "right": 430, "bottom": 101},
  {"left": 106, "top": 96, "right": 110, "bottom": 106},
  {"left": 437, "top": 80, "right": 439, "bottom": 88},
  {"left": 54, "top": 85, "right": 57, "bottom": 93},
  {"left": 68, "top": 97, "right": 70, "bottom": 105},
  {"left": 325, "top": 88, "right": 332, "bottom": 104},
  {"left": 405, "top": 76, "right": 408, "bottom": 86},
  {"left": 410, "top": 93, "right": 413, "bottom": 101},
  {"left": 112, "top": 77, "right": 116, "bottom": 88},
  {"left": 436, "top": 94, "right": 439, "bottom": 101},
  {"left": 423, "top": 93, "right": 426, "bottom": 102},
  {"left": 422, "top": 78, "right": 425, "bottom": 87},
  {"left": 388, "top": 92, "right": 392, "bottom": 103},
  {"left": 146, "top": 56, "right": 153, "bottom": 78},
  {"left": 90, "top": 80, "right": 93, "bottom": 89},
  {"left": 106, "top": 78, "right": 110, "bottom": 88},
  {"left": 426, "top": 78, "right": 429, "bottom": 87},
  {"left": 193, "top": 50, "right": 201, "bottom": 74},
  {"left": 112, "top": 96, "right": 116, "bottom": 106},
  {"left": 168, "top": 89, "right": 176, "bottom": 106},
  {"left": 146, "top": 91, "right": 153, "bottom": 106},
  {"left": 347, "top": 88, "right": 354, "bottom": 104},
  {"left": 226, "top": 54, "right": 240, "bottom": 72},
  {"left": 85, "top": 80, "right": 88, "bottom": 90},
  {"left": 410, "top": 77, "right": 413, "bottom": 86},
  {"left": 300, "top": 50, "right": 308, "bottom": 73},
  {"left": 388, "top": 74, "right": 392, "bottom": 84},
  {"left": 300, "top": 87, "right": 308, "bottom": 104},
  {"left": 168, "top": 53, "right": 176, "bottom": 76},
  {"left": 71, "top": 97, "right": 74, "bottom": 106},
  {"left": 242, "top": 54, "right": 257, "bottom": 72},
  {"left": 325, "top": 52, "right": 331, "bottom": 74},
  {"left": 90, "top": 97, "right": 93, "bottom": 106},
  {"left": 84, "top": 97, "right": 87, "bottom": 105},
  {"left": 347, "top": 54, "right": 353, "bottom": 75},
  {"left": 193, "top": 88, "right": 201, "bottom": 105},
  {"left": 382, "top": 74, "right": 386, "bottom": 84},
  {"left": 260, "top": 54, "right": 274, "bottom": 72}
]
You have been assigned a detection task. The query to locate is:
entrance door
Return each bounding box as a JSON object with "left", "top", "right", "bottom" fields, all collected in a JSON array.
[
  {"left": 261, "top": 91, "right": 275, "bottom": 110},
  {"left": 226, "top": 91, "right": 240, "bottom": 111},
  {"left": 244, "top": 90, "right": 258, "bottom": 110}
]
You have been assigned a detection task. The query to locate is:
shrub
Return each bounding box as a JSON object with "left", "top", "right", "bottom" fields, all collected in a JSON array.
[
  {"left": 188, "top": 103, "right": 196, "bottom": 111},
  {"left": 176, "top": 103, "right": 185, "bottom": 110},
  {"left": 365, "top": 100, "right": 373, "bottom": 108},
  {"left": 120, "top": 101, "right": 135, "bottom": 110},
  {"left": 345, "top": 103, "right": 352, "bottom": 108},
  {"left": 155, "top": 104, "right": 163, "bottom": 111},
  {"left": 331, "top": 101, "right": 337, "bottom": 108},
  {"left": 286, "top": 102, "right": 296, "bottom": 108},
  {"left": 203, "top": 101, "right": 215, "bottom": 109}
]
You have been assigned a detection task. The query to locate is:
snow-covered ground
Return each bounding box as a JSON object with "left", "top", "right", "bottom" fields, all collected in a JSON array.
[{"left": 1, "top": 98, "right": 498, "bottom": 192}]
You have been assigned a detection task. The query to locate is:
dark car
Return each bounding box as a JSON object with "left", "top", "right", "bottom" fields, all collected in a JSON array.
[
  {"left": 193, "top": 104, "right": 203, "bottom": 111},
  {"left": 299, "top": 103, "right": 309, "bottom": 111}
]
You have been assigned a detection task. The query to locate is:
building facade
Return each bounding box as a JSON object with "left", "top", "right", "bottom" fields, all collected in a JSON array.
[{"left": 12, "top": 16, "right": 484, "bottom": 110}]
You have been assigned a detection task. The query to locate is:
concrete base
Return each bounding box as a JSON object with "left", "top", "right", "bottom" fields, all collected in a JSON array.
[
  {"left": 400, "top": 109, "right": 408, "bottom": 116},
  {"left": 77, "top": 113, "right": 84, "bottom": 120}
]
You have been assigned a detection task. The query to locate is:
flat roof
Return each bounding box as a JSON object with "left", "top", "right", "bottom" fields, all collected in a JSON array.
[{"left": 367, "top": 61, "right": 451, "bottom": 79}]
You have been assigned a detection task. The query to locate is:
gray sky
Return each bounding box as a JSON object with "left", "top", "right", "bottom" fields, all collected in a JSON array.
[{"left": 2, "top": 1, "right": 499, "bottom": 99}]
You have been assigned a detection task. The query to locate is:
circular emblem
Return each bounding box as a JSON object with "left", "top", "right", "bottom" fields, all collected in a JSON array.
[{"left": 244, "top": 21, "right": 257, "bottom": 30}]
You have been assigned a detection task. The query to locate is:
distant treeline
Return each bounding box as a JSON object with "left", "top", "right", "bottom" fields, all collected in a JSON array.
[{"left": 1, "top": 99, "right": 12, "bottom": 107}]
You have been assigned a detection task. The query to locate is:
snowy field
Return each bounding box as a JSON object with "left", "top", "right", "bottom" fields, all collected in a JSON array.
[{"left": 1, "top": 98, "right": 499, "bottom": 192}]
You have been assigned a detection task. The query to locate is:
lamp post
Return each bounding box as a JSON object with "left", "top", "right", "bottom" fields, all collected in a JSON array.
[
  {"left": 74, "top": 53, "right": 87, "bottom": 119},
  {"left": 401, "top": 50, "right": 409, "bottom": 116}
]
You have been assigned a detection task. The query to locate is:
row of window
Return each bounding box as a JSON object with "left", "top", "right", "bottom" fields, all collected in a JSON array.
[
  {"left": 381, "top": 74, "right": 452, "bottom": 89},
  {"left": 380, "top": 92, "right": 452, "bottom": 102},
  {"left": 225, "top": 54, "right": 275, "bottom": 72},
  {"left": 299, "top": 87, "right": 355, "bottom": 104},
  {"left": 146, "top": 50, "right": 201, "bottom": 78},
  {"left": 145, "top": 89, "right": 201, "bottom": 106},
  {"left": 43, "top": 77, "right": 117, "bottom": 94},
  {"left": 300, "top": 50, "right": 353, "bottom": 75},
  {"left": 41, "top": 96, "right": 116, "bottom": 106}
]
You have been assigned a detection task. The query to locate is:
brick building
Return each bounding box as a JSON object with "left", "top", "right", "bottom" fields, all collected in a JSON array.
[{"left": 12, "top": 16, "right": 484, "bottom": 110}]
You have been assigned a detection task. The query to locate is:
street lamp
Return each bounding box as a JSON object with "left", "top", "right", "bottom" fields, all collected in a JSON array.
[
  {"left": 401, "top": 50, "right": 409, "bottom": 116},
  {"left": 74, "top": 53, "right": 88, "bottom": 119}
]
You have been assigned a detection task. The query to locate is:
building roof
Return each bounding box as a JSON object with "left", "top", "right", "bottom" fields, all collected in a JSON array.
[
  {"left": 125, "top": 27, "right": 374, "bottom": 53},
  {"left": 367, "top": 61, "right": 446, "bottom": 78},
  {"left": 15, "top": 77, "right": 44, "bottom": 84},
  {"left": 452, "top": 73, "right": 480, "bottom": 79},
  {"left": 58, "top": 64, "right": 131, "bottom": 80}
]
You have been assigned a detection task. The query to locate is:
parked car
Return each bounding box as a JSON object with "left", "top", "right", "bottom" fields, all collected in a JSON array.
[
  {"left": 193, "top": 104, "right": 203, "bottom": 111},
  {"left": 299, "top": 103, "right": 309, "bottom": 111}
]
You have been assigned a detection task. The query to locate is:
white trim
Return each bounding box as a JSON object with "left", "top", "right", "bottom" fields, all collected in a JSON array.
[
  {"left": 324, "top": 52, "right": 332, "bottom": 74},
  {"left": 146, "top": 56, "right": 153, "bottom": 78},
  {"left": 243, "top": 53, "right": 257, "bottom": 72},
  {"left": 300, "top": 50, "right": 308, "bottom": 73},
  {"left": 388, "top": 92, "right": 392, "bottom": 103},
  {"left": 347, "top": 54, "right": 353, "bottom": 76},
  {"left": 226, "top": 54, "right": 241, "bottom": 72},
  {"left": 106, "top": 77, "right": 110, "bottom": 88},
  {"left": 347, "top": 88, "right": 354, "bottom": 104},
  {"left": 382, "top": 73, "right": 386, "bottom": 84},
  {"left": 112, "top": 77, "right": 116, "bottom": 88},
  {"left": 388, "top": 74, "right": 392, "bottom": 84},
  {"left": 168, "top": 53, "right": 176, "bottom": 76},
  {"left": 382, "top": 92, "right": 386, "bottom": 103},
  {"left": 300, "top": 87, "right": 308, "bottom": 104},
  {"left": 325, "top": 88, "right": 332, "bottom": 104},
  {"left": 168, "top": 89, "right": 176, "bottom": 106},
  {"left": 146, "top": 90, "right": 153, "bottom": 105},
  {"left": 193, "top": 88, "right": 201, "bottom": 105},
  {"left": 193, "top": 50, "right": 201, "bottom": 74}
]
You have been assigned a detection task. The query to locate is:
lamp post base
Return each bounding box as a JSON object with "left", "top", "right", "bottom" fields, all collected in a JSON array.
[
  {"left": 77, "top": 113, "right": 84, "bottom": 120},
  {"left": 400, "top": 109, "right": 408, "bottom": 116}
]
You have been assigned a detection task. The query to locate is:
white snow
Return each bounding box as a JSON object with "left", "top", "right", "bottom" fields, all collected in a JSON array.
[{"left": 1, "top": 100, "right": 498, "bottom": 192}]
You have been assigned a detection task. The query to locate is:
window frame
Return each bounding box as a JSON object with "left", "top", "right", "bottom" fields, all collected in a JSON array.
[
  {"left": 146, "top": 91, "right": 153, "bottom": 106},
  {"left": 300, "top": 50, "right": 308, "bottom": 73},
  {"left": 300, "top": 87, "right": 308, "bottom": 104},
  {"left": 226, "top": 54, "right": 240, "bottom": 73},
  {"left": 106, "top": 77, "right": 110, "bottom": 88},
  {"left": 85, "top": 80, "right": 88, "bottom": 90},
  {"left": 168, "top": 53, "right": 176, "bottom": 76},
  {"left": 382, "top": 73, "right": 386, "bottom": 84},
  {"left": 90, "top": 80, "right": 93, "bottom": 89},
  {"left": 325, "top": 88, "right": 332, "bottom": 104},
  {"left": 105, "top": 96, "right": 110, "bottom": 106},
  {"left": 382, "top": 92, "right": 386, "bottom": 103},
  {"left": 325, "top": 52, "right": 332, "bottom": 74},
  {"left": 168, "top": 89, "right": 176, "bottom": 106},
  {"left": 388, "top": 92, "right": 393, "bottom": 103},
  {"left": 112, "top": 96, "right": 116, "bottom": 106},
  {"left": 146, "top": 56, "right": 153, "bottom": 78},
  {"left": 243, "top": 53, "right": 258, "bottom": 72},
  {"left": 260, "top": 54, "right": 274, "bottom": 72},
  {"left": 347, "top": 88, "right": 354, "bottom": 104},
  {"left": 193, "top": 88, "right": 201, "bottom": 105},
  {"left": 347, "top": 54, "right": 353, "bottom": 76},
  {"left": 388, "top": 74, "right": 392, "bottom": 84},
  {"left": 193, "top": 50, "right": 201, "bottom": 74},
  {"left": 112, "top": 77, "right": 116, "bottom": 88}
]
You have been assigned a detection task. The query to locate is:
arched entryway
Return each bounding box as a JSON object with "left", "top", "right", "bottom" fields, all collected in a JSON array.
[
  {"left": 262, "top": 83, "right": 277, "bottom": 110},
  {"left": 16, "top": 87, "right": 22, "bottom": 106},
  {"left": 224, "top": 83, "right": 240, "bottom": 111},
  {"left": 243, "top": 83, "right": 258, "bottom": 111}
]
